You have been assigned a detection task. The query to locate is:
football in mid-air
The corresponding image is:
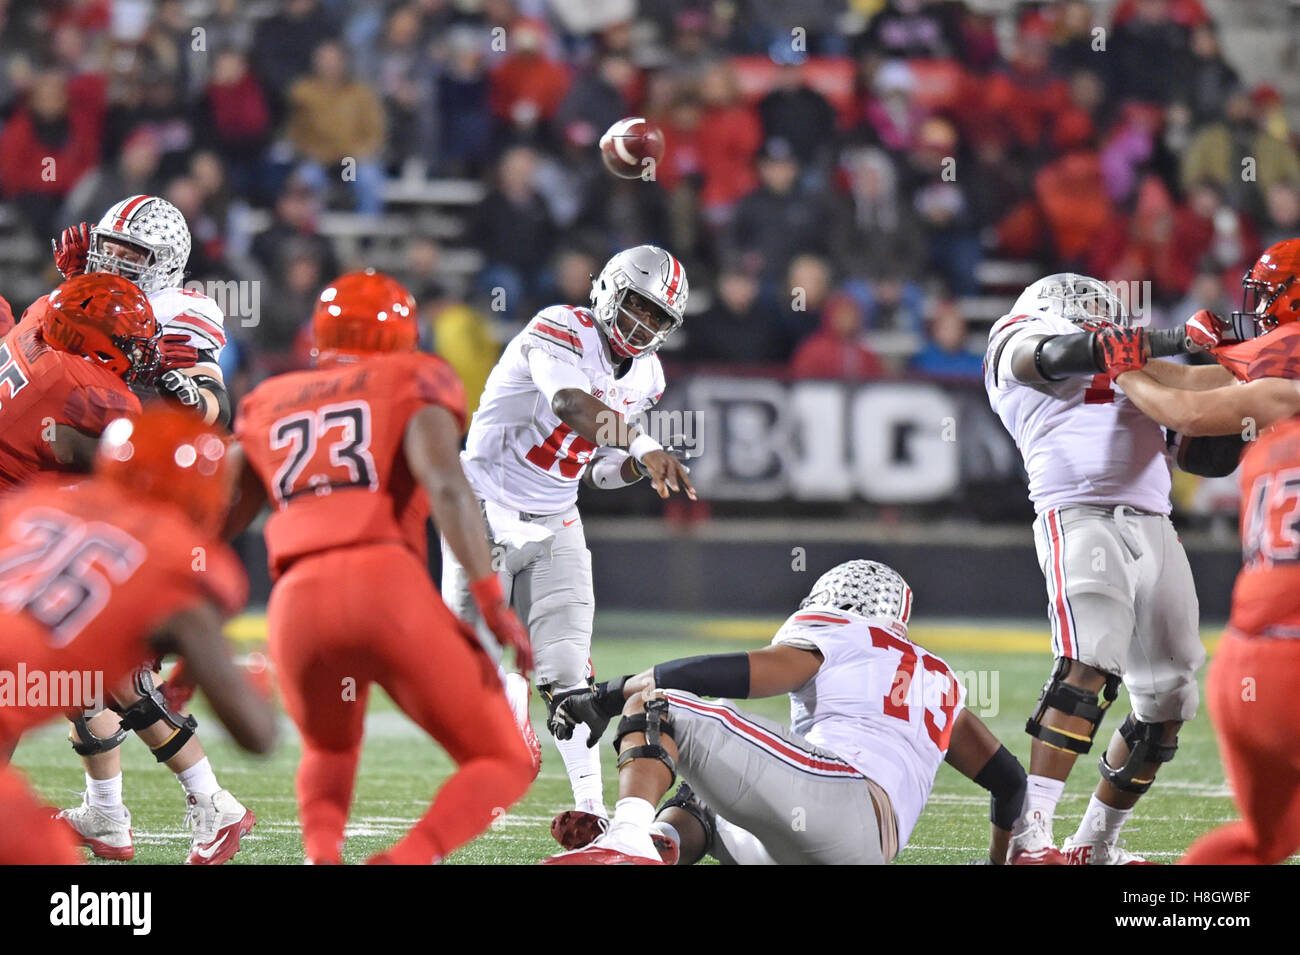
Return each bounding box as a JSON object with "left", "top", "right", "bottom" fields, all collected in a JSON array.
[{"left": 599, "top": 117, "right": 664, "bottom": 180}]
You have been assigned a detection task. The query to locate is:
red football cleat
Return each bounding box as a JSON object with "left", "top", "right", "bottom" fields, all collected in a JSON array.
[{"left": 550, "top": 809, "right": 609, "bottom": 850}]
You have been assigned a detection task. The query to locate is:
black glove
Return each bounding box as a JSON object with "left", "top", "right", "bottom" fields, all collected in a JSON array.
[
  {"left": 548, "top": 676, "right": 628, "bottom": 746},
  {"left": 157, "top": 369, "right": 202, "bottom": 410}
]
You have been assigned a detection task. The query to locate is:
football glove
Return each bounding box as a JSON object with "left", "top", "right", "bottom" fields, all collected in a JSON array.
[
  {"left": 1184, "top": 309, "right": 1228, "bottom": 353},
  {"left": 548, "top": 677, "right": 628, "bottom": 746},
  {"left": 470, "top": 575, "right": 533, "bottom": 675},
  {"left": 1095, "top": 326, "right": 1148, "bottom": 379},
  {"left": 52, "top": 222, "right": 90, "bottom": 279},
  {"left": 157, "top": 369, "right": 203, "bottom": 410},
  {"left": 158, "top": 333, "right": 200, "bottom": 369}
]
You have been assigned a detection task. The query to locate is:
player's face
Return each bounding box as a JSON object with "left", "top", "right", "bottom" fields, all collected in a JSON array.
[
  {"left": 615, "top": 290, "right": 674, "bottom": 350},
  {"left": 99, "top": 238, "right": 149, "bottom": 266}
]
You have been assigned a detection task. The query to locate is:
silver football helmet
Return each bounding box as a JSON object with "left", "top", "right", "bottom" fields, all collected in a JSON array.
[
  {"left": 589, "top": 245, "right": 687, "bottom": 358},
  {"left": 1010, "top": 272, "right": 1129, "bottom": 328},
  {"left": 87, "top": 195, "right": 191, "bottom": 294},
  {"left": 800, "top": 559, "right": 913, "bottom": 627}
]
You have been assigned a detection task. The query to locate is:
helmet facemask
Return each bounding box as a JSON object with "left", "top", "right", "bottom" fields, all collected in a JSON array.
[
  {"left": 1033, "top": 274, "right": 1130, "bottom": 328},
  {"left": 1232, "top": 271, "right": 1295, "bottom": 338},
  {"left": 608, "top": 288, "right": 681, "bottom": 357},
  {"left": 87, "top": 234, "right": 175, "bottom": 294}
]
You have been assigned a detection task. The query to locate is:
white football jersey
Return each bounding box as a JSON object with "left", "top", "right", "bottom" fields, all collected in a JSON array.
[
  {"left": 984, "top": 311, "right": 1172, "bottom": 515},
  {"left": 462, "top": 304, "right": 666, "bottom": 515},
  {"left": 772, "top": 608, "right": 965, "bottom": 851},
  {"left": 148, "top": 286, "right": 227, "bottom": 375}
]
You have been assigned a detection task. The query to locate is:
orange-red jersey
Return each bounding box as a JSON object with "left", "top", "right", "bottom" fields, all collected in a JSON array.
[
  {"left": 0, "top": 294, "right": 13, "bottom": 338},
  {"left": 1213, "top": 322, "right": 1300, "bottom": 383},
  {"left": 0, "top": 477, "right": 247, "bottom": 744},
  {"left": 0, "top": 322, "right": 141, "bottom": 489},
  {"left": 235, "top": 352, "right": 467, "bottom": 579},
  {"left": 1231, "top": 414, "right": 1300, "bottom": 638}
]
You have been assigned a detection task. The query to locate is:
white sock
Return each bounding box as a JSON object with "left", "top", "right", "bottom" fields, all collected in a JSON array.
[
  {"left": 1074, "top": 794, "right": 1131, "bottom": 845},
  {"left": 610, "top": 796, "right": 656, "bottom": 832},
  {"left": 554, "top": 721, "right": 605, "bottom": 811},
  {"left": 1018, "top": 774, "right": 1066, "bottom": 837},
  {"left": 87, "top": 772, "right": 125, "bottom": 818},
  {"left": 176, "top": 757, "right": 220, "bottom": 798}
]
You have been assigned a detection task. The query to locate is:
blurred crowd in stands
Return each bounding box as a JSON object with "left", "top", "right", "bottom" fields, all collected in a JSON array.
[{"left": 0, "top": 0, "right": 1297, "bottom": 409}]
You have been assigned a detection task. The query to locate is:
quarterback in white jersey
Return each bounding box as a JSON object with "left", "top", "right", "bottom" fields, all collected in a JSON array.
[
  {"left": 543, "top": 560, "right": 1029, "bottom": 865},
  {"left": 46, "top": 196, "right": 251, "bottom": 865},
  {"left": 442, "top": 245, "right": 696, "bottom": 851},
  {"left": 984, "top": 273, "right": 1212, "bottom": 866}
]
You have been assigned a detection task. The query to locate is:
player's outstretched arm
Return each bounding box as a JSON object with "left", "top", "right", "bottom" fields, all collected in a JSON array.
[
  {"left": 221, "top": 444, "right": 268, "bottom": 540},
  {"left": 1141, "top": 359, "right": 1235, "bottom": 391},
  {"left": 50, "top": 424, "right": 100, "bottom": 471},
  {"left": 1116, "top": 369, "right": 1300, "bottom": 436},
  {"left": 945, "top": 709, "right": 1027, "bottom": 865},
  {"left": 151, "top": 602, "right": 276, "bottom": 755},
  {"left": 404, "top": 403, "right": 533, "bottom": 673},
  {"left": 549, "top": 646, "right": 822, "bottom": 744},
  {"left": 552, "top": 386, "right": 696, "bottom": 500}
]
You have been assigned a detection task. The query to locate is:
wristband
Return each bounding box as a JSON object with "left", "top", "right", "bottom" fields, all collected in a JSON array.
[{"left": 628, "top": 432, "right": 663, "bottom": 462}]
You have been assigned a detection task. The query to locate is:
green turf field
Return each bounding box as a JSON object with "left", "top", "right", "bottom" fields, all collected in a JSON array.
[{"left": 9, "top": 611, "right": 1260, "bottom": 865}]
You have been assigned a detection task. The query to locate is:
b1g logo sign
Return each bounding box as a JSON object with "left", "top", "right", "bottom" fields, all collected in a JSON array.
[{"left": 683, "top": 378, "right": 963, "bottom": 503}]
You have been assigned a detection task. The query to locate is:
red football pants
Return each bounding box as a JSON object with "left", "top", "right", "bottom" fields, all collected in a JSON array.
[
  {"left": 1181, "top": 631, "right": 1300, "bottom": 865},
  {"left": 0, "top": 765, "right": 82, "bottom": 864},
  {"left": 269, "top": 543, "right": 532, "bottom": 864}
]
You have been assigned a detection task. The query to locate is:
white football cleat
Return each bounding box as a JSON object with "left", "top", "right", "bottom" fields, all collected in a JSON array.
[
  {"left": 1008, "top": 810, "right": 1067, "bottom": 865},
  {"left": 58, "top": 796, "right": 134, "bottom": 861},
  {"left": 503, "top": 671, "right": 541, "bottom": 779},
  {"left": 542, "top": 822, "right": 663, "bottom": 865},
  {"left": 185, "top": 789, "right": 255, "bottom": 865},
  {"left": 1061, "top": 836, "right": 1153, "bottom": 865}
]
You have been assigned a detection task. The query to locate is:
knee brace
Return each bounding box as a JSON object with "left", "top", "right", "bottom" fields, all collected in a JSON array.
[
  {"left": 116, "top": 669, "right": 198, "bottom": 763},
  {"left": 1098, "top": 714, "right": 1178, "bottom": 794},
  {"left": 69, "top": 711, "right": 128, "bottom": 757},
  {"left": 1025, "top": 658, "right": 1120, "bottom": 754},
  {"left": 655, "top": 780, "right": 715, "bottom": 857},
  {"left": 613, "top": 697, "right": 676, "bottom": 784}
]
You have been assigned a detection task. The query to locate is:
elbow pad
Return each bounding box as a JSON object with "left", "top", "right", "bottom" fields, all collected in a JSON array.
[
  {"left": 1034, "top": 332, "right": 1102, "bottom": 381},
  {"left": 1172, "top": 432, "right": 1246, "bottom": 477},
  {"left": 973, "top": 744, "right": 1027, "bottom": 831},
  {"left": 653, "top": 653, "right": 750, "bottom": 699},
  {"left": 587, "top": 451, "right": 639, "bottom": 489}
]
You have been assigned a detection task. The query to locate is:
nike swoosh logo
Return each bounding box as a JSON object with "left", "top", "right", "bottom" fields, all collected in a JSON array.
[
  {"left": 563, "top": 518, "right": 578, "bottom": 527},
  {"left": 622, "top": 399, "right": 635, "bottom": 405},
  {"left": 195, "top": 830, "right": 230, "bottom": 860}
]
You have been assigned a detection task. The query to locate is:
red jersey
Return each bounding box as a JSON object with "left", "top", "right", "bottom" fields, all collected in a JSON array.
[
  {"left": 1213, "top": 322, "right": 1300, "bottom": 383},
  {"left": 1230, "top": 415, "right": 1300, "bottom": 638},
  {"left": 235, "top": 352, "right": 467, "bottom": 578},
  {"left": 0, "top": 322, "right": 141, "bottom": 489},
  {"left": 0, "top": 478, "right": 247, "bottom": 744}
]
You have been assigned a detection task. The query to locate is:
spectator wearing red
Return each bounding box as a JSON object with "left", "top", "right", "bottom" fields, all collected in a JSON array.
[
  {"left": 0, "top": 67, "right": 104, "bottom": 238},
  {"left": 202, "top": 50, "right": 270, "bottom": 157},
  {"left": 1031, "top": 117, "right": 1116, "bottom": 266},
  {"left": 694, "top": 63, "right": 762, "bottom": 218},
  {"left": 790, "top": 293, "right": 885, "bottom": 382},
  {"left": 489, "top": 19, "right": 571, "bottom": 131},
  {"left": 977, "top": 19, "right": 1069, "bottom": 151}
]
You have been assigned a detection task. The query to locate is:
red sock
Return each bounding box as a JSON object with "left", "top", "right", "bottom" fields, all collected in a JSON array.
[
  {"left": 297, "top": 747, "right": 360, "bottom": 864},
  {"left": 382, "top": 757, "right": 531, "bottom": 865}
]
